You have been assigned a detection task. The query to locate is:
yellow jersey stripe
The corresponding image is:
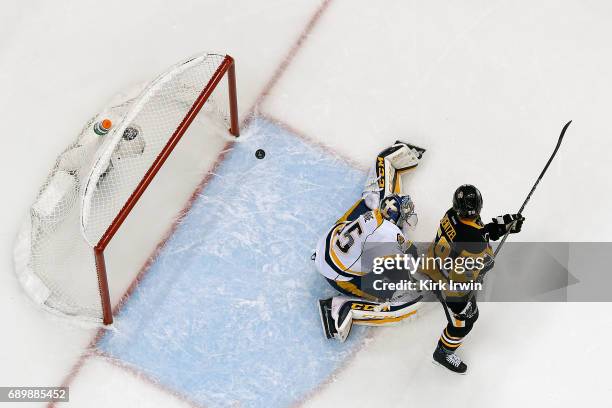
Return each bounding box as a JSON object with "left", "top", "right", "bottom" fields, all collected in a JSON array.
[
  {"left": 458, "top": 217, "right": 483, "bottom": 229},
  {"left": 439, "top": 336, "right": 461, "bottom": 349},
  {"left": 444, "top": 327, "right": 462, "bottom": 340},
  {"left": 374, "top": 208, "right": 383, "bottom": 226},
  {"left": 336, "top": 198, "right": 363, "bottom": 224},
  {"left": 336, "top": 281, "right": 378, "bottom": 301}
]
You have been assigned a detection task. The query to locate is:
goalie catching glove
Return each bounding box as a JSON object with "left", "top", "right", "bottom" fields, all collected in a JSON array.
[{"left": 485, "top": 214, "right": 525, "bottom": 241}]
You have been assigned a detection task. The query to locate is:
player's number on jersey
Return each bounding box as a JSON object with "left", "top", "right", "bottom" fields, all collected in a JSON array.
[
  {"left": 336, "top": 221, "right": 363, "bottom": 253},
  {"left": 434, "top": 234, "right": 452, "bottom": 259}
]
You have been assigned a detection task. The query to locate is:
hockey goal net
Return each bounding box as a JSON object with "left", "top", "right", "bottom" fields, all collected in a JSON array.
[{"left": 14, "top": 53, "right": 239, "bottom": 324}]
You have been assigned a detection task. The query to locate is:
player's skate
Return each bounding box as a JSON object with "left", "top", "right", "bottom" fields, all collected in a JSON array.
[
  {"left": 433, "top": 345, "right": 468, "bottom": 374},
  {"left": 318, "top": 298, "right": 353, "bottom": 342}
]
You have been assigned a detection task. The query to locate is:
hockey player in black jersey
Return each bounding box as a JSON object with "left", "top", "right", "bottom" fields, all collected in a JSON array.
[{"left": 421, "top": 184, "right": 524, "bottom": 373}]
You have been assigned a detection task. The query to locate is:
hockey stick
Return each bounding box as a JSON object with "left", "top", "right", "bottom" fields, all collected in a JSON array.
[
  {"left": 475, "top": 120, "right": 572, "bottom": 289},
  {"left": 493, "top": 120, "right": 572, "bottom": 256}
]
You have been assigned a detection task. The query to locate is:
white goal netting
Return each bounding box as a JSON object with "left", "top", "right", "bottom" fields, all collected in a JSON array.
[{"left": 14, "top": 53, "right": 235, "bottom": 323}]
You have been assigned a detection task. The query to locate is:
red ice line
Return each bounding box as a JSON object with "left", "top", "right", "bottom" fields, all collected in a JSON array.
[{"left": 48, "top": 1, "right": 345, "bottom": 407}]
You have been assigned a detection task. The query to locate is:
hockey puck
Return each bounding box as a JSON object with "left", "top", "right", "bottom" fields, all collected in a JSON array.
[{"left": 255, "top": 149, "right": 266, "bottom": 159}]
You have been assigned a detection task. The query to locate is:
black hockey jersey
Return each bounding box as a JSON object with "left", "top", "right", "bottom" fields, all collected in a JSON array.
[{"left": 421, "top": 208, "right": 494, "bottom": 299}]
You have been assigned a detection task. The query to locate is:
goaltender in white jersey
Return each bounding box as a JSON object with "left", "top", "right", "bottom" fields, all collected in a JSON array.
[{"left": 314, "top": 141, "right": 426, "bottom": 342}]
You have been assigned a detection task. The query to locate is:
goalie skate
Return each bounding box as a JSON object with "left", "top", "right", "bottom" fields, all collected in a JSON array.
[{"left": 318, "top": 298, "right": 336, "bottom": 339}]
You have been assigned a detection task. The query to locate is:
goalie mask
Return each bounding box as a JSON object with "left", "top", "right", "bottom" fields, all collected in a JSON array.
[{"left": 379, "top": 194, "right": 418, "bottom": 230}]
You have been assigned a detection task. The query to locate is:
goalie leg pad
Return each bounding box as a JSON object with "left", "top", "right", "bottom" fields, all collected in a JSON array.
[
  {"left": 332, "top": 296, "right": 421, "bottom": 328},
  {"left": 320, "top": 290, "right": 422, "bottom": 341},
  {"left": 335, "top": 300, "right": 354, "bottom": 342}
]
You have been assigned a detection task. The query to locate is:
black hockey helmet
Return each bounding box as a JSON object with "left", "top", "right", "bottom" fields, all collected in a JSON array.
[{"left": 452, "top": 184, "right": 482, "bottom": 218}]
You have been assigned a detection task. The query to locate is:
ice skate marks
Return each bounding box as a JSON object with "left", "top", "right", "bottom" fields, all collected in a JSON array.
[{"left": 97, "top": 117, "right": 368, "bottom": 407}]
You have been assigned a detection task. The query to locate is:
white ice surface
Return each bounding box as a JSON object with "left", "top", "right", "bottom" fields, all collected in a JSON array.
[
  {"left": 2, "top": 1, "right": 612, "bottom": 407},
  {"left": 264, "top": 0, "right": 612, "bottom": 242}
]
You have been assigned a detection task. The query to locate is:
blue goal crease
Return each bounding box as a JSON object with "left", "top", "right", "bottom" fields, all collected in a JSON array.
[{"left": 97, "top": 116, "right": 368, "bottom": 408}]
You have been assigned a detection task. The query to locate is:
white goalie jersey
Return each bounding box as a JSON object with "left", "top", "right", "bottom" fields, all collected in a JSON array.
[{"left": 314, "top": 208, "right": 407, "bottom": 282}]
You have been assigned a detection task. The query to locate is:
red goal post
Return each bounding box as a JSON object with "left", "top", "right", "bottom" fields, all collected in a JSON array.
[
  {"left": 14, "top": 53, "right": 239, "bottom": 325},
  {"left": 94, "top": 55, "right": 239, "bottom": 324}
]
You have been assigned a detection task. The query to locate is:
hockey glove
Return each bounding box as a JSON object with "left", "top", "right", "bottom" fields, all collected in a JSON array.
[
  {"left": 393, "top": 140, "right": 426, "bottom": 159},
  {"left": 486, "top": 214, "right": 525, "bottom": 241}
]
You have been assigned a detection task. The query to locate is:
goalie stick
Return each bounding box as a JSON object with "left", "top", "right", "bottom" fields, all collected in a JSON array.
[{"left": 474, "top": 120, "right": 572, "bottom": 291}]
